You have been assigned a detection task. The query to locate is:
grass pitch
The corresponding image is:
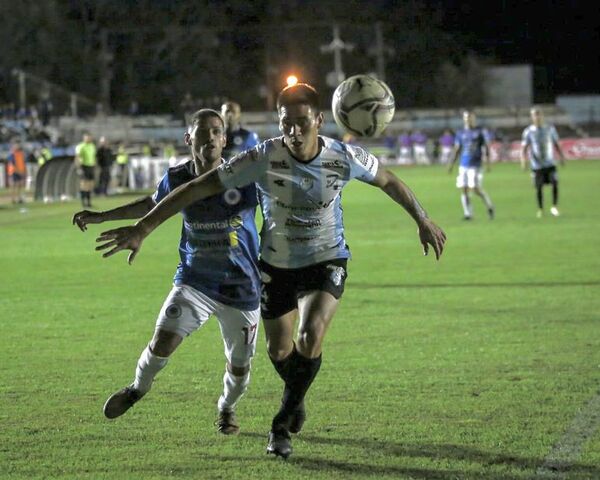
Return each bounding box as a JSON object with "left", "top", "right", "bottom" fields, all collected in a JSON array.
[{"left": 1, "top": 161, "right": 599, "bottom": 479}]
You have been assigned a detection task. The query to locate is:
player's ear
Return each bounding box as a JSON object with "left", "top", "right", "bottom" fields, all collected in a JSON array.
[
  {"left": 315, "top": 111, "right": 324, "bottom": 129},
  {"left": 183, "top": 132, "right": 192, "bottom": 146}
]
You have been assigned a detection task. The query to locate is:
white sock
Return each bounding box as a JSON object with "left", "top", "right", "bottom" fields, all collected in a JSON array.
[
  {"left": 133, "top": 345, "right": 169, "bottom": 394},
  {"left": 461, "top": 193, "right": 472, "bottom": 217},
  {"left": 479, "top": 190, "right": 493, "bottom": 209},
  {"left": 217, "top": 369, "right": 250, "bottom": 412}
]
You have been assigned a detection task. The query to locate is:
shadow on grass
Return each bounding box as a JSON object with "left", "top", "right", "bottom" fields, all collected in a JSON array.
[
  {"left": 238, "top": 431, "right": 600, "bottom": 479},
  {"left": 349, "top": 280, "right": 600, "bottom": 289}
]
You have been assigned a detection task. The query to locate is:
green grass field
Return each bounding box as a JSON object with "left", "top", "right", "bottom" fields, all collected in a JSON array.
[{"left": 1, "top": 161, "right": 600, "bottom": 479}]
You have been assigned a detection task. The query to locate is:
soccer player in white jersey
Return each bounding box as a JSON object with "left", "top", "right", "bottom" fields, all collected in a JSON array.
[
  {"left": 95, "top": 84, "right": 447, "bottom": 459},
  {"left": 521, "top": 107, "right": 566, "bottom": 218},
  {"left": 73, "top": 109, "right": 261, "bottom": 435},
  {"left": 447, "top": 110, "right": 495, "bottom": 220}
]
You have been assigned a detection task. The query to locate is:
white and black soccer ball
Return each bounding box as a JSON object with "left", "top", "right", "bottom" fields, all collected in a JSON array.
[{"left": 332, "top": 74, "right": 395, "bottom": 138}]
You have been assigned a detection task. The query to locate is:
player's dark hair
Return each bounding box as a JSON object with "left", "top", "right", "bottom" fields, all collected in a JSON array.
[
  {"left": 276, "top": 83, "right": 320, "bottom": 113},
  {"left": 189, "top": 109, "right": 225, "bottom": 130}
]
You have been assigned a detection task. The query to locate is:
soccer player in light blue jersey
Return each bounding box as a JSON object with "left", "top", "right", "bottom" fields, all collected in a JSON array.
[
  {"left": 73, "top": 109, "right": 261, "bottom": 435},
  {"left": 96, "top": 83, "right": 446, "bottom": 459},
  {"left": 521, "top": 106, "right": 566, "bottom": 218},
  {"left": 221, "top": 101, "right": 260, "bottom": 160},
  {"left": 447, "top": 110, "right": 495, "bottom": 220}
]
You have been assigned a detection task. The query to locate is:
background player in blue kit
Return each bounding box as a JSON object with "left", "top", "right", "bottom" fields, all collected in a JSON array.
[
  {"left": 95, "top": 84, "right": 446, "bottom": 459},
  {"left": 447, "top": 110, "right": 495, "bottom": 220},
  {"left": 72, "top": 109, "right": 261, "bottom": 435},
  {"left": 521, "top": 106, "right": 566, "bottom": 218},
  {"left": 221, "top": 101, "right": 260, "bottom": 160}
]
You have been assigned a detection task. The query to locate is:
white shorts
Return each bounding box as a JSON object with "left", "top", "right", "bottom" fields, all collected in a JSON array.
[
  {"left": 156, "top": 284, "right": 260, "bottom": 367},
  {"left": 456, "top": 166, "right": 483, "bottom": 189}
]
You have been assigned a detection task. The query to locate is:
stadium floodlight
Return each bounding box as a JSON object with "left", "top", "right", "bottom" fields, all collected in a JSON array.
[{"left": 286, "top": 75, "right": 299, "bottom": 87}]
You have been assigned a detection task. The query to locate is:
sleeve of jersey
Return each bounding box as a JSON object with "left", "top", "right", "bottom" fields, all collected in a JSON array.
[
  {"left": 217, "top": 144, "right": 267, "bottom": 189},
  {"left": 551, "top": 126, "right": 560, "bottom": 142},
  {"left": 346, "top": 145, "right": 379, "bottom": 182},
  {"left": 151, "top": 173, "right": 170, "bottom": 204}
]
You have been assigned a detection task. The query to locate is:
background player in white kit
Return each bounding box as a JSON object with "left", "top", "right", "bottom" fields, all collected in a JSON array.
[
  {"left": 73, "top": 109, "right": 261, "bottom": 435},
  {"left": 447, "top": 110, "right": 495, "bottom": 220},
  {"left": 95, "top": 84, "right": 446, "bottom": 459},
  {"left": 521, "top": 106, "right": 566, "bottom": 218}
]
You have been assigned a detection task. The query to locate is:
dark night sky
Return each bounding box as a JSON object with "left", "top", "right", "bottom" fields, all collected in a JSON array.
[{"left": 426, "top": 0, "right": 599, "bottom": 98}]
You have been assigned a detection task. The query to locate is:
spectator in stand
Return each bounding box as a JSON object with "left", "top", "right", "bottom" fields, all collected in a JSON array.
[
  {"left": 397, "top": 130, "right": 413, "bottom": 164},
  {"left": 7, "top": 141, "right": 27, "bottom": 204},
  {"left": 411, "top": 130, "right": 430, "bottom": 165},
  {"left": 438, "top": 129, "right": 455, "bottom": 165},
  {"left": 96, "top": 136, "right": 114, "bottom": 196}
]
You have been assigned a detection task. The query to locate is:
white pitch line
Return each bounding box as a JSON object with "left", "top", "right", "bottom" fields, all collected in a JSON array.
[{"left": 534, "top": 390, "right": 600, "bottom": 479}]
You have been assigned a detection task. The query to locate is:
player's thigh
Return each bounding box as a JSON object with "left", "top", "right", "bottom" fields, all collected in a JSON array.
[
  {"left": 215, "top": 305, "right": 261, "bottom": 368},
  {"left": 466, "top": 168, "right": 481, "bottom": 189},
  {"left": 296, "top": 259, "right": 347, "bottom": 353},
  {"left": 155, "top": 284, "right": 214, "bottom": 339}
]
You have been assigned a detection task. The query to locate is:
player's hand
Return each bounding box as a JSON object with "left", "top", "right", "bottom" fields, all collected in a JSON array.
[
  {"left": 95, "top": 224, "right": 146, "bottom": 264},
  {"left": 72, "top": 210, "right": 103, "bottom": 232},
  {"left": 418, "top": 218, "right": 446, "bottom": 260}
]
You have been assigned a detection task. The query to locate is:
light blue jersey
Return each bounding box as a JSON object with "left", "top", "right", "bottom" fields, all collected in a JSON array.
[
  {"left": 217, "top": 136, "right": 379, "bottom": 268},
  {"left": 521, "top": 124, "right": 560, "bottom": 170}
]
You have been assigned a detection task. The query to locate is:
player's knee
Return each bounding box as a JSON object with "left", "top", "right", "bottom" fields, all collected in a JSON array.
[
  {"left": 267, "top": 341, "right": 290, "bottom": 361},
  {"left": 228, "top": 362, "right": 250, "bottom": 376},
  {"left": 297, "top": 326, "right": 325, "bottom": 357}
]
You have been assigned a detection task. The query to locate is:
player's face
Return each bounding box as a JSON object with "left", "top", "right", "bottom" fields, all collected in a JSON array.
[
  {"left": 531, "top": 109, "right": 543, "bottom": 126},
  {"left": 221, "top": 104, "right": 241, "bottom": 128},
  {"left": 189, "top": 116, "right": 225, "bottom": 164},
  {"left": 278, "top": 103, "right": 323, "bottom": 161},
  {"left": 463, "top": 112, "right": 476, "bottom": 128}
]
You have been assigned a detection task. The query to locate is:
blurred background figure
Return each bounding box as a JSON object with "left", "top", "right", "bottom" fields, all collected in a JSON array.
[
  {"left": 116, "top": 143, "right": 129, "bottom": 190},
  {"left": 96, "top": 136, "right": 114, "bottom": 196},
  {"left": 438, "top": 129, "right": 455, "bottom": 165},
  {"left": 7, "top": 141, "right": 27, "bottom": 204},
  {"left": 74, "top": 132, "right": 97, "bottom": 207},
  {"left": 221, "top": 101, "right": 260, "bottom": 160},
  {"left": 411, "top": 129, "right": 430, "bottom": 165},
  {"left": 397, "top": 130, "right": 413, "bottom": 164}
]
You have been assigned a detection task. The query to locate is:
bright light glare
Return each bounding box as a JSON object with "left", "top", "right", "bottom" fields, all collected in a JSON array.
[{"left": 286, "top": 75, "right": 299, "bottom": 87}]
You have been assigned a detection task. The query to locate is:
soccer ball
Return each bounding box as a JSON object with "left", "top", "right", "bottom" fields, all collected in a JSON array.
[{"left": 332, "top": 75, "right": 395, "bottom": 138}]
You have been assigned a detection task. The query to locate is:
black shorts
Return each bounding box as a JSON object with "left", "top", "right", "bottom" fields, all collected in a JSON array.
[
  {"left": 80, "top": 166, "right": 95, "bottom": 181},
  {"left": 259, "top": 258, "right": 348, "bottom": 320},
  {"left": 11, "top": 172, "right": 24, "bottom": 182},
  {"left": 533, "top": 166, "right": 557, "bottom": 188}
]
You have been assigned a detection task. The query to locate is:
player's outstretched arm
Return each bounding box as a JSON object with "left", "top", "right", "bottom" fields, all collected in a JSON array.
[
  {"left": 95, "top": 168, "right": 225, "bottom": 264},
  {"left": 370, "top": 168, "right": 447, "bottom": 260},
  {"left": 72, "top": 196, "right": 155, "bottom": 232}
]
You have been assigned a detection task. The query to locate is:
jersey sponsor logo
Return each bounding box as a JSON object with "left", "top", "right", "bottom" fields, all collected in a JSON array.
[
  {"left": 325, "top": 174, "right": 341, "bottom": 189},
  {"left": 285, "top": 217, "right": 322, "bottom": 228},
  {"left": 188, "top": 219, "right": 229, "bottom": 230},
  {"left": 224, "top": 188, "right": 242, "bottom": 205},
  {"left": 193, "top": 238, "right": 232, "bottom": 248},
  {"left": 275, "top": 200, "right": 321, "bottom": 211},
  {"left": 284, "top": 235, "right": 320, "bottom": 243},
  {"left": 322, "top": 159, "right": 344, "bottom": 169},
  {"left": 270, "top": 159, "right": 290, "bottom": 169}
]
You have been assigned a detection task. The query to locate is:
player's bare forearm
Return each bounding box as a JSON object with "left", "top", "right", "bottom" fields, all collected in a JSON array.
[
  {"left": 101, "top": 196, "right": 156, "bottom": 221},
  {"left": 374, "top": 169, "right": 428, "bottom": 225},
  {"left": 136, "top": 168, "right": 224, "bottom": 235}
]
